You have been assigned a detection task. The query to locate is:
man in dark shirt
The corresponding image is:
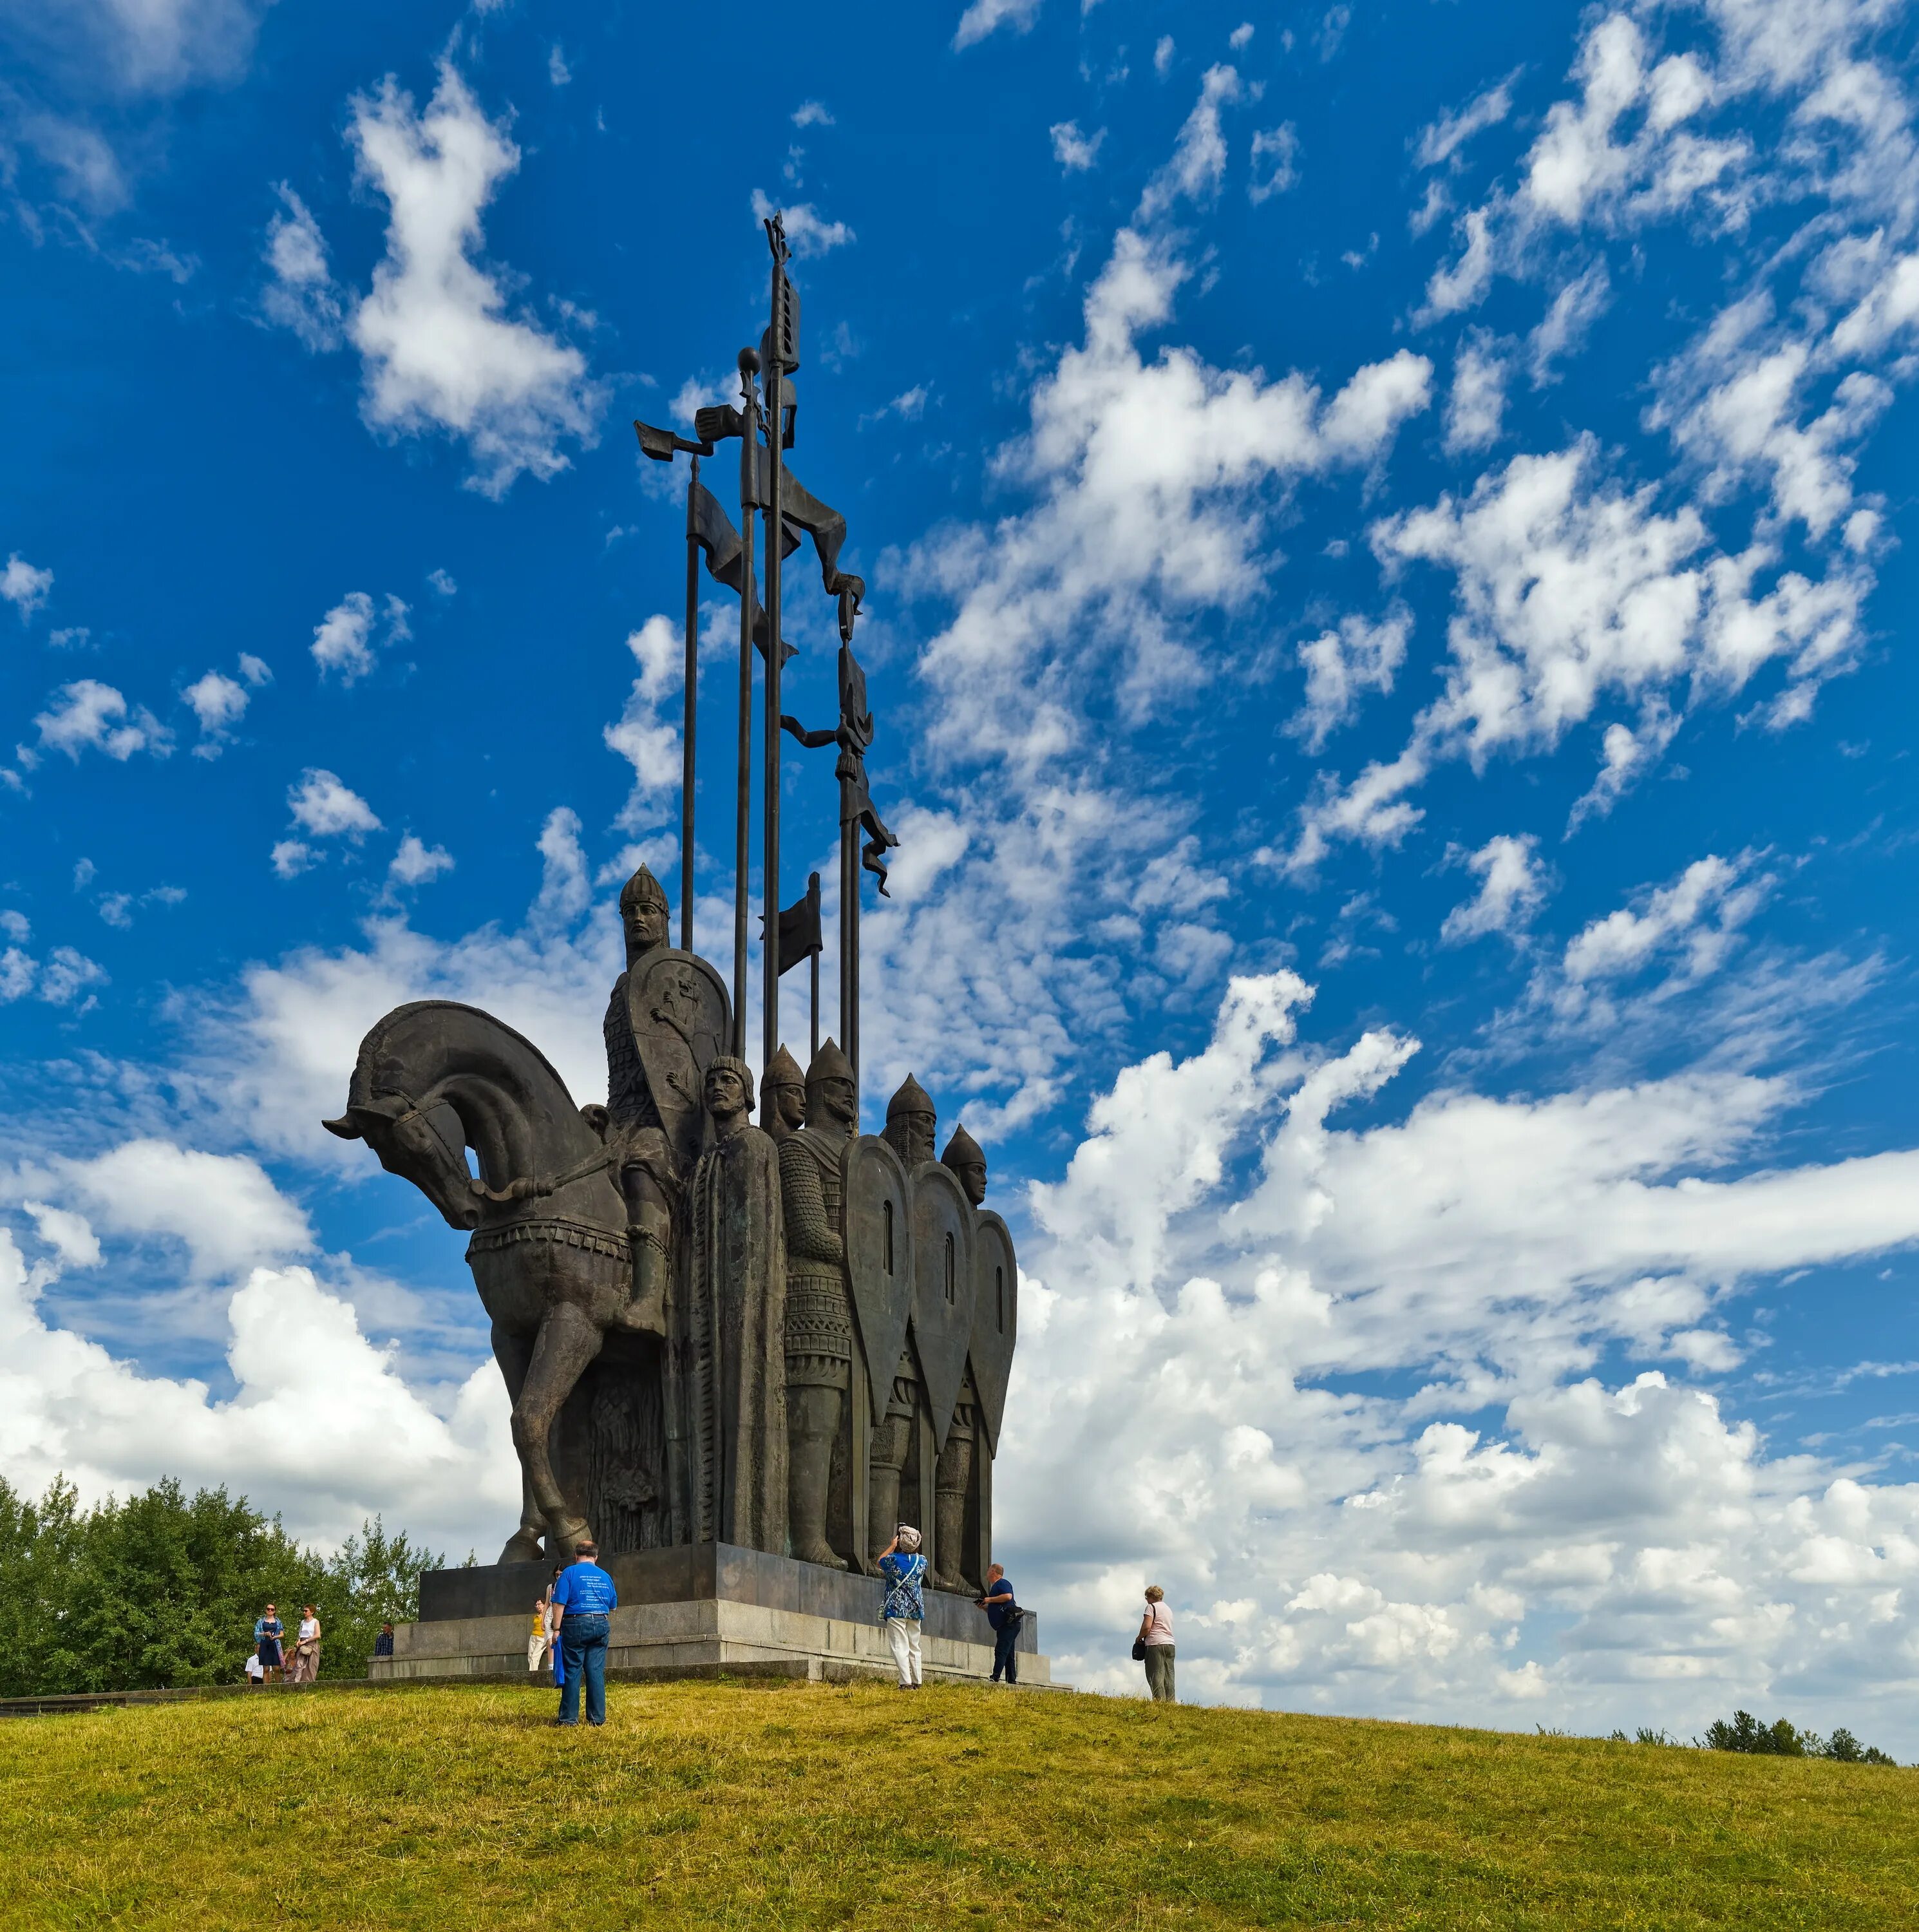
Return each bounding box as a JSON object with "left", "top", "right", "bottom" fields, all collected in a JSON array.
[
  {"left": 551, "top": 1540, "right": 619, "bottom": 1727},
  {"left": 976, "top": 1564, "right": 1019, "bottom": 1685},
  {"left": 373, "top": 1622, "right": 395, "bottom": 1659}
]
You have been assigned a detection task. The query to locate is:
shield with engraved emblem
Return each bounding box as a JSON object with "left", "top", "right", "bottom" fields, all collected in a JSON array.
[
  {"left": 843, "top": 1135, "right": 914, "bottom": 1427},
  {"left": 909, "top": 1160, "right": 976, "bottom": 1452},
  {"left": 625, "top": 949, "right": 730, "bottom": 1179},
  {"left": 968, "top": 1211, "right": 1017, "bottom": 1455}
]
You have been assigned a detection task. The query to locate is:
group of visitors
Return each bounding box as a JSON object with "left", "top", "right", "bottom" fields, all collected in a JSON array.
[{"left": 244, "top": 1602, "right": 322, "bottom": 1686}]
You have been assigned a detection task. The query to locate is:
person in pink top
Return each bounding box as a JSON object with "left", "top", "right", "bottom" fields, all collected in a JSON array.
[{"left": 1137, "top": 1585, "right": 1175, "bottom": 1703}]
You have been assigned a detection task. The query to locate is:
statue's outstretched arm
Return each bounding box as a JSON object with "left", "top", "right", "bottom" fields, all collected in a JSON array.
[{"left": 780, "top": 714, "right": 840, "bottom": 752}]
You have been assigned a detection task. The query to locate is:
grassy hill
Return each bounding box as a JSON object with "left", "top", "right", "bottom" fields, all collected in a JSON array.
[{"left": 1, "top": 1679, "right": 1911, "bottom": 1929}]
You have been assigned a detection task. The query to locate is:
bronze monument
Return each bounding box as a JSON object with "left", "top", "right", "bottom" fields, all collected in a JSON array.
[{"left": 327, "top": 217, "right": 1017, "bottom": 1598}]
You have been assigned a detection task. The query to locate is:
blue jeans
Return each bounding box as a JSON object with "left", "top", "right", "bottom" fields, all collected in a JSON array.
[
  {"left": 558, "top": 1615, "right": 609, "bottom": 1725},
  {"left": 992, "top": 1624, "right": 1019, "bottom": 1683}
]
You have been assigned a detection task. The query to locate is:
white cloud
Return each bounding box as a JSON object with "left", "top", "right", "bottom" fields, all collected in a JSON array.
[
  {"left": 1138, "top": 64, "right": 1240, "bottom": 221},
  {"left": 1050, "top": 121, "right": 1106, "bottom": 173},
  {"left": 1442, "top": 834, "right": 1550, "bottom": 943},
  {"left": 0, "top": 944, "right": 107, "bottom": 1008},
  {"left": 387, "top": 834, "right": 454, "bottom": 888},
  {"left": 1315, "top": 5, "right": 1350, "bottom": 61},
  {"left": 310, "top": 590, "right": 409, "bottom": 684},
  {"left": 2, "top": 554, "right": 54, "bottom": 621},
  {"left": 270, "top": 840, "right": 314, "bottom": 881},
  {"left": 1291, "top": 611, "right": 1411, "bottom": 752},
  {"left": 1000, "top": 972, "right": 1919, "bottom": 1737},
  {"left": 260, "top": 184, "right": 343, "bottom": 352},
  {"left": 33, "top": 680, "right": 173, "bottom": 762},
  {"left": 1248, "top": 124, "right": 1300, "bottom": 204},
  {"left": 791, "top": 100, "right": 835, "bottom": 128},
  {"left": 748, "top": 188, "right": 853, "bottom": 257},
  {"left": 1229, "top": 23, "right": 1254, "bottom": 52},
  {"left": 182, "top": 669, "right": 250, "bottom": 757},
  {"left": 1444, "top": 336, "right": 1508, "bottom": 452},
  {"left": 547, "top": 44, "right": 570, "bottom": 88},
  {"left": 1154, "top": 34, "right": 1175, "bottom": 78},
  {"left": 345, "top": 64, "right": 601, "bottom": 497},
  {"left": 1415, "top": 76, "right": 1517, "bottom": 170},
  {"left": 1527, "top": 260, "right": 1611, "bottom": 384},
  {"left": 953, "top": 0, "right": 1043, "bottom": 50},
  {"left": 0, "top": 1236, "right": 516, "bottom": 1555},
  {"left": 604, "top": 614, "right": 684, "bottom": 835},
  {"left": 287, "top": 768, "right": 381, "bottom": 840},
  {"left": 26, "top": 0, "right": 270, "bottom": 97},
  {"left": 426, "top": 567, "right": 457, "bottom": 597}
]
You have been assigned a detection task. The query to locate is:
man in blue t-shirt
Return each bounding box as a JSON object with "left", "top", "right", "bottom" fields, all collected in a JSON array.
[
  {"left": 550, "top": 1540, "right": 619, "bottom": 1726},
  {"left": 975, "top": 1564, "right": 1019, "bottom": 1685}
]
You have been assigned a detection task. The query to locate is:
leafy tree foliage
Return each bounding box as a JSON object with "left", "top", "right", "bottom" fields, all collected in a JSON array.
[
  {"left": 0, "top": 1475, "right": 439, "bottom": 1696},
  {"left": 1703, "top": 1710, "right": 1897, "bottom": 1765}
]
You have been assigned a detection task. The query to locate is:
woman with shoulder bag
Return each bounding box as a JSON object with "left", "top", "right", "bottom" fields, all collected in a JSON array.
[{"left": 1135, "top": 1585, "right": 1175, "bottom": 1702}]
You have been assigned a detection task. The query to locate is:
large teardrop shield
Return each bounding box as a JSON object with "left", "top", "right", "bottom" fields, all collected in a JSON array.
[
  {"left": 625, "top": 949, "right": 730, "bottom": 1178},
  {"left": 842, "top": 1135, "right": 914, "bottom": 1427},
  {"left": 909, "top": 1160, "right": 976, "bottom": 1452},
  {"left": 968, "top": 1210, "right": 1017, "bottom": 1455}
]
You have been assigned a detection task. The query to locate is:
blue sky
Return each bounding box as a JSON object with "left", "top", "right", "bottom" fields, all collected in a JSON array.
[{"left": 6, "top": 0, "right": 1919, "bottom": 1741}]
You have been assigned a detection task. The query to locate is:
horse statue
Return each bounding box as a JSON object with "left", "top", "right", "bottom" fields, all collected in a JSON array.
[{"left": 323, "top": 999, "right": 658, "bottom": 1564}]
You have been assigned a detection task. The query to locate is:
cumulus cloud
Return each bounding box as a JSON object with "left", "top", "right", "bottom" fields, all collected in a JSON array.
[
  {"left": 1290, "top": 611, "right": 1410, "bottom": 752},
  {"left": 342, "top": 64, "right": 601, "bottom": 497},
  {"left": 387, "top": 834, "right": 454, "bottom": 889},
  {"left": 1441, "top": 834, "right": 1550, "bottom": 943},
  {"left": 260, "top": 184, "right": 343, "bottom": 351},
  {"left": 1138, "top": 64, "right": 1241, "bottom": 220},
  {"left": 1248, "top": 124, "right": 1300, "bottom": 204},
  {"left": 1415, "top": 75, "right": 1517, "bottom": 170},
  {"left": 604, "top": 614, "right": 683, "bottom": 835},
  {"left": 33, "top": 680, "right": 173, "bottom": 762},
  {"left": 791, "top": 100, "right": 834, "bottom": 128},
  {"left": 1002, "top": 971, "right": 1919, "bottom": 1736},
  {"left": 310, "top": 590, "right": 409, "bottom": 684},
  {"left": 2, "top": 554, "right": 54, "bottom": 621},
  {"left": 286, "top": 768, "right": 381, "bottom": 840},
  {"left": 748, "top": 187, "right": 853, "bottom": 257},
  {"left": 0, "top": 1235, "right": 516, "bottom": 1554},
  {"left": 1444, "top": 336, "right": 1508, "bottom": 451},
  {"left": 0, "top": 945, "right": 106, "bottom": 1009},
  {"left": 953, "top": 0, "right": 1043, "bottom": 51},
  {"left": 1050, "top": 121, "right": 1106, "bottom": 173}
]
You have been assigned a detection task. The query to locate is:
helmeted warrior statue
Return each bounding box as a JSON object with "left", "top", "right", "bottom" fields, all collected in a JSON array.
[
  {"left": 780, "top": 1037, "right": 858, "bottom": 1567},
  {"left": 603, "top": 864, "right": 730, "bottom": 1321},
  {"left": 941, "top": 1122, "right": 988, "bottom": 1209},
  {"left": 679, "top": 1055, "right": 788, "bottom": 1553},
  {"left": 761, "top": 1043, "right": 807, "bottom": 1145},
  {"left": 883, "top": 1074, "right": 937, "bottom": 1170},
  {"left": 931, "top": 1120, "right": 988, "bottom": 1593}
]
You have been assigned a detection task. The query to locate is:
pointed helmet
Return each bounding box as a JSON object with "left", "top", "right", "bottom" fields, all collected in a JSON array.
[
  {"left": 762, "top": 1043, "right": 805, "bottom": 1097},
  {"left": 806, "top": 1037, "right": 856, "bottom": 1094},
  {"left": 940, "top": 1123, "right": 985, "bottom": 1172},
  {"left": 619, "top": 864, "right": 669, "bottom": 918},
  {"left": 885, "top": 1072, "right": 934, "bottom": 1122}
]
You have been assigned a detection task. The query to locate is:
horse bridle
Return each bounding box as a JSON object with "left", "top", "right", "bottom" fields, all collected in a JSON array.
[{"left": 381, "top": 1096, "right": 615, "bottom": 1206}]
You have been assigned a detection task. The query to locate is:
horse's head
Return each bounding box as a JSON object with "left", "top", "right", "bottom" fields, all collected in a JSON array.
[{"left": 324, "top": 1091, "right": 481, "bottom": 1231}]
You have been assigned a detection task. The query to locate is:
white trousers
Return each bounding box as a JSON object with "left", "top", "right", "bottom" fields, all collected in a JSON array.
[
  {"left": 885, "top": 1617, "right": 923, "bottom": 1686},
  {"left": 527, "top": 1634, "right": 549, "bottom": 1672}
]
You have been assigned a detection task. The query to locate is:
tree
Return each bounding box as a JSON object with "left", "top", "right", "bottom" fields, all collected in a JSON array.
[{"left": 0, "top": 1474, "right": 440, "bottom": 1696}]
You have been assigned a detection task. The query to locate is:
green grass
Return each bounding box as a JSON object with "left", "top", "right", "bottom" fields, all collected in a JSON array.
[{"left": 1, "top": 1679, "right": 1912, "bottom": 1929}]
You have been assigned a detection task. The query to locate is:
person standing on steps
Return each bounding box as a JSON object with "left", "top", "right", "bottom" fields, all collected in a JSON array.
[
  {"left": 551, "top": 1540, "right": 618, "bottom": 1727},
  {"left": 877, "top": 1526, "right": 927, "bottom": 1690},
  {"left": 288, "top": 1605, "right": 321, "bottom": 1684},
  {"left": 1137, "top": 1586, "right": 1175, "bottom": 1703},
  {"left": 976, "top": 1564, "right": 1019, "bottom": 1685}
]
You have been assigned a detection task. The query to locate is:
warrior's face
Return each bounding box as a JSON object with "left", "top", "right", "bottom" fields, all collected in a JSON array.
[
  {"left": 704, "top": 1063, "right": 750, "bottom": 1125},
  {"left": 768, "top": 1082, "right": 806, "bottom": 1134},
  {"left": 809, "top": 1074, "right": 858, "bottom": 1132},
  {"left": 954, "top": 1157, "right": 987, "bottom": 1208},
  {"left": 891, "top": 1108, "right": 936, "bottom": 1166},
  {"left": 623, "top": 896, "right": 668, "bottom": 965}
]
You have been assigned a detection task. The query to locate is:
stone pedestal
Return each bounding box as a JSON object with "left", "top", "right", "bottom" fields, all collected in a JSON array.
[{"left": 370, "top": 1542, "right": 1050, "bottom": 1688}]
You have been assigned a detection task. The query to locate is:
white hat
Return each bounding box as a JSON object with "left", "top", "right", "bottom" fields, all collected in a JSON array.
[{"left": 896, "top": 1525, "right": 922, "bottom": 1552}]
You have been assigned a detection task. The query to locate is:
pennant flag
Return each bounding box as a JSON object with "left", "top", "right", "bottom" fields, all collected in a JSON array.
[
  {"left": 775, "top": 875, "right": 822, "bottom": 976},
  {"left": 688, "top": 478, "right": 798, "bottom": 666}
]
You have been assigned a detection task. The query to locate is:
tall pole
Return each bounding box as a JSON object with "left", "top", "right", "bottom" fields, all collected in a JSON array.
[
  {"left": 840, "top": 757, "right": 857, "bottom": 1099},
  {"left": 681, "top": 456, "right": 699, "bottom": 954},
  {"left": 761, "top": 232, "right": 788, "bottom": 1080},
  {"left": 732, "top": 352, "right": 760, "bottom": 1059},
  {"left": 807, "top": 870, "right": 820, "bottom": 1063}
]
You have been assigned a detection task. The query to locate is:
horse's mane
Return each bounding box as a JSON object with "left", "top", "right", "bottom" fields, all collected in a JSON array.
[{"left": 351, "top": 999, "right": 580, "bottom": 1107}]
